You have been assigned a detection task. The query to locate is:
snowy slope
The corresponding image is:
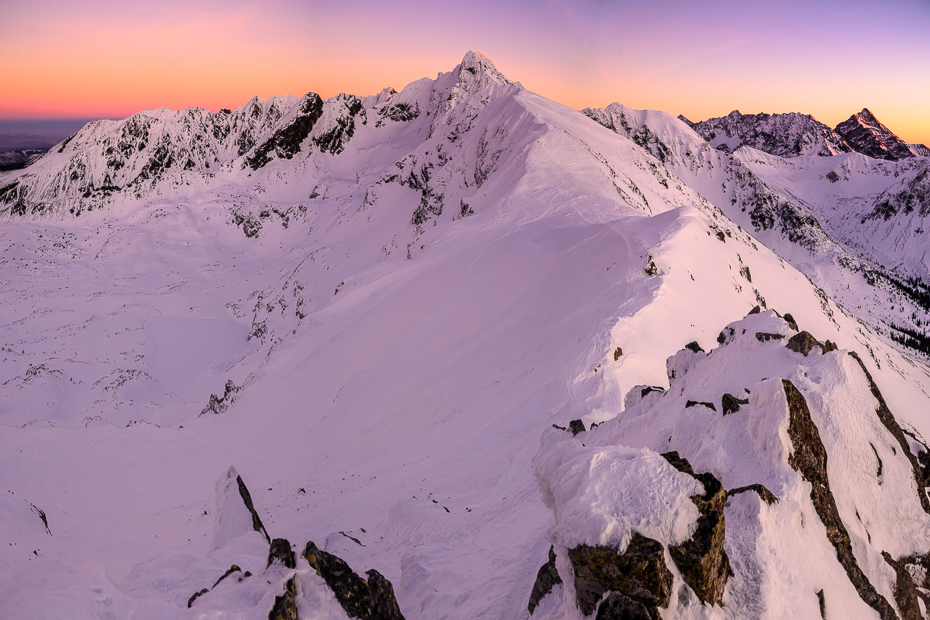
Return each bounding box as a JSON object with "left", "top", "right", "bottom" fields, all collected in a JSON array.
[
  {"left": 585, "top": 103, "right": 930, "bottom": 358},
  {"left": 2, "top": 53, "right": 930, "bottom": 620},
  {"left": 733, "top": 147, "right": 930, "bottom": 353}
]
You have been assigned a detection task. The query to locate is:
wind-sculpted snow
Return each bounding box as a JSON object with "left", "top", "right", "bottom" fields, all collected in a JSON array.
[
  {"left": 532, "top": 311, "right": 930, "bottom": 618},
  {"left": 4, "top": 52, "right": 930, "bottom": 619}
]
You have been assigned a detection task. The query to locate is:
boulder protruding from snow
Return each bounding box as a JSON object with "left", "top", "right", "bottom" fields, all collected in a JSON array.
[
  {"left": 569, "top": 534, "right": 673, "bottom": 618},
  {"left": 569, "top": 419, "right": 586, "bottom": 436},
  {"left": 302, "top": 540, "right": 405, "bottom": 620},
  {"left": 268, "top": 575, "right": 298, "bottom": 620},
  {"left": 786, "top": 331, "right": 832, "bottom": 356},
  {"left": 211, "top": 466, "right": 271, "bottom": 551},
  {"left": 267, "top": 538, "right": 296, "bottom": 569},
  {"left": 721, "top": 393, "right": 748, "bottom": 415}
]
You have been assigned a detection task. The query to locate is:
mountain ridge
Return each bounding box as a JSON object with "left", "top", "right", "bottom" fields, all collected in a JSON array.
[
  {"left": 4, "top": 52, "right": 930, "bottom": 620},
  {"left": 685, "top": 107, "right": 927, "bottom": 162}
]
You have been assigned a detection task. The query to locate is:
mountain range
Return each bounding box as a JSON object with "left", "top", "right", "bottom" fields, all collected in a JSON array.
[
  {"left": 682, "top": 108, "right": 928, "bottom": 161},
  {"left": 2, "top": 52, "right": 930, "bottom": 619}
]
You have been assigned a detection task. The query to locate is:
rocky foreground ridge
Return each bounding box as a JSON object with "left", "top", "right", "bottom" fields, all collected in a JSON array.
[{"left": 530, "top": 310, "right": 930, "bottom": 619}]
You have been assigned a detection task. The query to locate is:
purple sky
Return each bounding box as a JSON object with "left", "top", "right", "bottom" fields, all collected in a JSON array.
[{"left": 2, "top": 0, "right": 928, "bottom": 143}]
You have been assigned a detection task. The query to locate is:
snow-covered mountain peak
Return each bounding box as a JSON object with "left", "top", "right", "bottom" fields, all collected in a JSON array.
[
  {"left": 835, "top": 107, "right": 916, "bottom": 161},
  {"left": 457, "top": 50, "right": 513, "bottom": 89},
  {"left": 425, "top": 51, "right": 519, "bottom": 121}
]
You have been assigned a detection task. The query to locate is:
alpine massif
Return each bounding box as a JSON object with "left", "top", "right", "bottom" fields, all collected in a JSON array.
[{"left": 3, "top": 52, "right": 930, "bottom": 619}]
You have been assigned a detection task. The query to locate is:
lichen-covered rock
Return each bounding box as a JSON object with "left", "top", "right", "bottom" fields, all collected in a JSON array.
[
  {"left": 728, "top": 484, "right": 777, "bottom": 505},
  {"left": 268, "top": 575, "right": 298, "bottom": 620},
  {"left": 302, "top": 540, "right": 405, "bottom": 620},
  {"left": 365, "top": 569, "right": 405, "bottom": 620},
  {"left": 786, "top": 331, "right": 824, "bottom": 356},
  {"left": 595, "top": 591, "right": 654, "bottom": 620},
  {"left": 661, "top": 455, "right": 730, "bottom": 605},
  {"left": 569, "top": 533, "right": 672, "bottom": 617},
  {"left": 881, "top": 552, "right": 922, "bottom": 620},
  {"left": 528, "top": 545, "right": 561, "bottom": 614},
  {"left": 268, "top": 538, "right": 296, "bottom": 569}
]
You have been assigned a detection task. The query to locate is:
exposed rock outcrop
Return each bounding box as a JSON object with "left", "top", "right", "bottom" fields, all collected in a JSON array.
[
  {"left": 212, "top": 466, "right": 271, "bottom": 550},
  {"left": 661, "top": 452, "right": 731, "bottom": 605},
  {"left": 201, "top": 380, "right": 240, "bottom": 415},
  {"left": 782, "top": 379, "right": 897, "bottom": 619},
  {"left": 847, "top": 352, "right": 930, "bottom": 515},
  {"left": 595, "top": 591, "right": 654, "bottom": 620},
  {"left": 728, "top": 484, "right": 777, "bottom": 505},
  {"left": 569, "top": 534, "right": 672, "bottom": 619},
  {"left": 721, "top": 393, "right": 748, "bottom": 415},
  {"left": 246, "top": 93, "right": 325, "bottom": 170},
  {"left": 686, "top": 400, "right": 716, "bottom": 411},
  {"left": 835, "top": 109, "right": 915, "bottom": 161},
  {"left": 686, "top": 110, "right": 853, "bottom": 157},
  {"left": 786, "top": 331, "right": 834, "bottom": 356},
  {"left": 569, "top": 419, "right": 587, "bottom": 436},
  {"left": 528, "top": 545, "right": 561, "bottom": 614},
  {"left": 755, "top": 332, "right": 784, "bottom": 343},
  {"left": 302, "top": 541, "right": 405, "bottom": 620},
  {"left": 187, "top": 564, "right": 252, "bottom": 608},
  {"left": 881, "top": 552, "right": 922, "bottom": 620},
  {"left": 268, "top": 538, "right": 296, "bottom": 569},
  {"left": 268, "top": 576, "right": 298, "bottom": 620}
]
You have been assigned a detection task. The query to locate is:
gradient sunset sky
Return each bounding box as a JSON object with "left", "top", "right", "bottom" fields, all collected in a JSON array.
[{"left": 2, "top": 0, "right": 928, "bottom": 144}]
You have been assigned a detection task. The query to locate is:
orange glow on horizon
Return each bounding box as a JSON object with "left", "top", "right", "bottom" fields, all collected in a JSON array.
[{"left": 2, "top": 1, "right": 928, "bottom": 145}]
